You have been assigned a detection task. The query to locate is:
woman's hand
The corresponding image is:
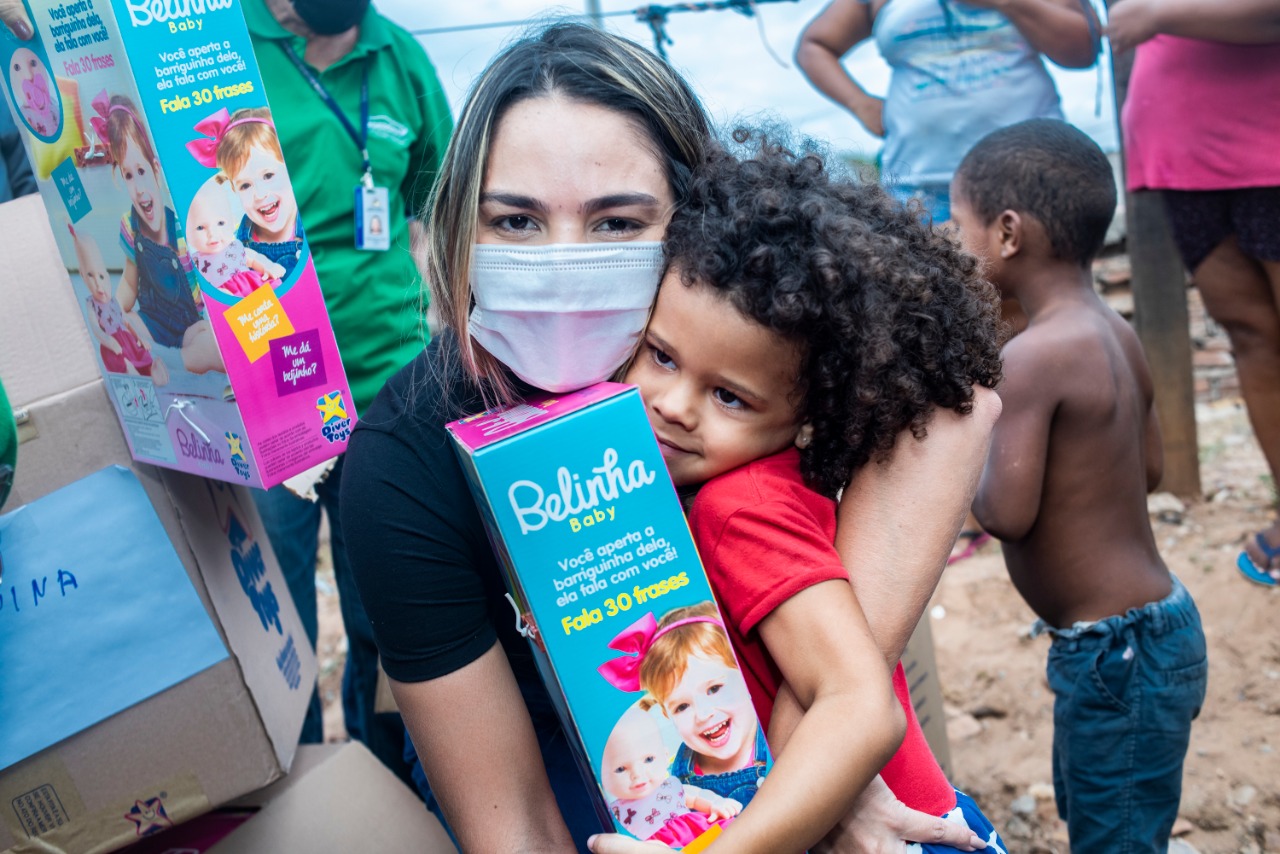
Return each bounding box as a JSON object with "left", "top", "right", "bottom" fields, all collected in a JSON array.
[
  {"left": 1106, "top": 0, "right": 1161, "bottom": 53},
  {"left": 0, "top": 0, "right": 34, "bottom": 39},
  {"left": 814, "top": 776, "right": 987, "bottom": 854},
  {"left": 851, "top": 96, "right": 886, "bottom": 138}
]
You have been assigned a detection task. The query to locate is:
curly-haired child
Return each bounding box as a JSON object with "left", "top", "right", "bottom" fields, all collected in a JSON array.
[{"left": 607, "top": 131, "right": 1007, "bottom": 853}]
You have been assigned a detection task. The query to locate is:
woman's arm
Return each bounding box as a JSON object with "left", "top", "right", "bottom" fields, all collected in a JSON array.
[
  {"left": 837, "top": 387, "right": 1001, "bottom": 665},
  {"left": 795, "top": 0, "right": 886, "bottom": 137},
  {"left": 965, "top": 0, "right": 1100, "bottom": 67},
  {"left": 390, "top": 644, "right": 576, "bottom": 853},
  {"left": 1107, "top": 0, "right": 1280, "bottom": 53}
]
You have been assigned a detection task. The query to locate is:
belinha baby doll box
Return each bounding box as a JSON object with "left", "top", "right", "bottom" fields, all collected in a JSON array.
[
  {"left": 0, "top": 0, "right": 353, "bottom": 488},
  {"left": 448, "top": 383, "right": 778, "bottom": 850}
]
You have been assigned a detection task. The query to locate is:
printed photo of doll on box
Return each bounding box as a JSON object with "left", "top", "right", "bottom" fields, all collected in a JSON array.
[
  {"left": 597, "top": 602, "right": 770, "bottom": 847},
  {"left": 69, "top": 223, "right": 169, "bottom": 386},
  {"left": 8, "top": 46, "right": 59, "bottom": 137},
  {"left": 186, "top": 106, "right": 305, "bottom": 288},
  {"left": 93, "top": 90, "right": 225, "bottom": 381}
]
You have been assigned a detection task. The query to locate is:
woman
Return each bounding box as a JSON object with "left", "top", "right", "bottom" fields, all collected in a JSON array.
[
  {"left": 340, "top": 23, "right": 999, "bottom": 853},
  {"left": 795, "top": 0, "right": 1099, "bottom": 222},
  {"left": 1110, "top": 0, "right": 1280, "bottom": 586}
]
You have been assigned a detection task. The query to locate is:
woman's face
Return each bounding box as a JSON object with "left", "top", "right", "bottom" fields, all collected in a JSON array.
[
  {"left": 120, "top": 136, "right": 164, "bottom": 235},
  {"left": 234, "top": 146, "right": 297, "bottom": 241},
  {"left": 661, "top": 652, "right": 759, "bottom": 775},
  {"left": 477, "top": 95, "right": 674, "bottom": 247}
]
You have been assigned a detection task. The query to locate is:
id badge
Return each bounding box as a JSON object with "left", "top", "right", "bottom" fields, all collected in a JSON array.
[{"left": 355, "top": 184, "right": 390, "bottom": 251}]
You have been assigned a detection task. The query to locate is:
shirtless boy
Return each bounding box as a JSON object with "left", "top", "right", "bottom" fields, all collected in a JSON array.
[{"left": 953, "top": 118, "right": 1208, "bottom": 854}]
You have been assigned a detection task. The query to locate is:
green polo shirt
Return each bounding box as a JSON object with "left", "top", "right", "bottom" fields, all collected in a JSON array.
[{"left": 242, "top": 0, "right": 453, "bottom": 414}]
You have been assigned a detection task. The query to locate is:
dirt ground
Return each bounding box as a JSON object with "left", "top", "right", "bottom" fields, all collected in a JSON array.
[{"left": 316, "top": 270, "right": 1280, "bottom": 853}]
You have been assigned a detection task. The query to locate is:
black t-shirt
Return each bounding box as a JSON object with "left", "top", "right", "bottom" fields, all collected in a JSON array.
[{"left": 340, "top": 332, "right": 540, "bottom": 684}]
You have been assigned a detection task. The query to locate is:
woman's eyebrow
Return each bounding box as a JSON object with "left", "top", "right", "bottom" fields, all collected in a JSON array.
[
  {"left": 582, "top": 193, "right": 661, "bottom": 216},
  {"left": 478, "top": 192, "right": 548, "bottom": 213}
]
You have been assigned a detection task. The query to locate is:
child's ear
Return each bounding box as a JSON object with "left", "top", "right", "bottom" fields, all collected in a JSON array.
[
  {"left": 997, "top": 209, "right": 1022, "bottom": 259},
  {"left": 795, "top": 423, "right": 814, "bottom": 450}
]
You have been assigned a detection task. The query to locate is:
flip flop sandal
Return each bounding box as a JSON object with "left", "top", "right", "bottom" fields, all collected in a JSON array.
[
  {"left": 1237, "top": 533, "right": 1280, "bottom": 587},
  {"left": 948, "top": 530, "right": 993, "bottom": 565}
]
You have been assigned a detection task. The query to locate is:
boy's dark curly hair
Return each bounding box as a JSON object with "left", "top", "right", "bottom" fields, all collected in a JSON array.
[{"left": 664, "top": 130, "right": 1003, "bottom": 497}]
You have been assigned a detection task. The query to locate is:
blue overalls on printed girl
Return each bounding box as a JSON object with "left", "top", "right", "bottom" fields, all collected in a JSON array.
[
  {"left": 671, "top": 724, "right": 769, "bottom": 806},
  {"left": 132, "top": 206, "right": 201, "bottom": 349},
  {"left": 237, "top": 214, "right": 305, "bottom": 275}
]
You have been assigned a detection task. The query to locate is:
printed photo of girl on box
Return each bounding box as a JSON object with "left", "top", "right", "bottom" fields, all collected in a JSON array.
[
  {"left": 186, "top": 105, "right": 304, "bottom": 281},
  {"left": 599, "top": 602, "right": 769, "bottom": 847},
  {"left": 95, "top": 90, "right": 223, "bottom": 378}
]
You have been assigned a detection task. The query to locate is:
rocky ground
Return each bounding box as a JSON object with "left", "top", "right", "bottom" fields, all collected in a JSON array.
[{"left": 317, "top": 257, "right": 1280, "bottom": 853}]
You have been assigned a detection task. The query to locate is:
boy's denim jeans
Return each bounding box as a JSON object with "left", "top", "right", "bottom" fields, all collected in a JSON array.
[{"left": 1039, "top": 576, "right": 1207, "bottom": 853}]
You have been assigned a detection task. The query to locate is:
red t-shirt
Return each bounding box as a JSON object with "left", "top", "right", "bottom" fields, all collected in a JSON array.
[{"left": 689, "top": 449, "right": 956, "bottom": 817}]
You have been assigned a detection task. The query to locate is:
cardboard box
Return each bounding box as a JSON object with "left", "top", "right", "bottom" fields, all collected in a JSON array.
[
  {"left": 119, "top": 744, "right": 456, "bottom": 854},
  {"left": 902, "top": 614, "right": 952, "bottom": 778},
  {"left": 0, "top": 193, "right": 316, "bottom": 854},
  {"left": 0, "top": 0, "right": 354, "bottom": 488},
  {"left": 448, "top": 384, "right": 776, "bottom": 850}
]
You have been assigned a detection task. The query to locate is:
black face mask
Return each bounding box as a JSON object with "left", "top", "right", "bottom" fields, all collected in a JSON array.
[{"left": 291, "top": 0, "right": 369, "bottom": 35}]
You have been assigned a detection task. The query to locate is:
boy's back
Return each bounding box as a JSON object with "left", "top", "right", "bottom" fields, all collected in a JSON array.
[{"left": 988, "top": 280, "right": 1171, "bottom": 627}]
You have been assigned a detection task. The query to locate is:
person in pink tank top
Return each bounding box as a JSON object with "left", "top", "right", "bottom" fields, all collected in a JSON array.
[{"left": 1113, "top": 1, "right": 1280, "bottom": 587}]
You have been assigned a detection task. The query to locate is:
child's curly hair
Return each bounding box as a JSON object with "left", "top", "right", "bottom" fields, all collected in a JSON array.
[{"left": 664, "top": 130, "right": 1003, "bottom": 497}]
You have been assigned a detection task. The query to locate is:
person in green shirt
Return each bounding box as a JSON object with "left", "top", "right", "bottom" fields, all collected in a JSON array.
[{"left": 242, "top": 0, "right": 452, "bottom": 785}]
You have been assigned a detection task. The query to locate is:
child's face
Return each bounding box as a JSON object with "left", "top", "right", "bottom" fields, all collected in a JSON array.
[
  {"left": 188, "top": 192, "right": 234, "bottom": 256},
  {"left": 602, "top": 714, "right": 669, "bottom": 802},
  {"left": 949, "top": 184, "right": 1008, "bottom": 292},
  {"left": 120, "top": 136, "right": 164, "bottom": 234},
  {"left": 661, "top": 652, "right": 757, "bottom": 770},
  {"left": 11, "top": 48, "right": 56, "bottom": 132},
  {"left": 233, "top": 146, "right": 297, "bottom": 240},
  {"left": 624, "top": 272, "right": 804, "bottom": 487}
]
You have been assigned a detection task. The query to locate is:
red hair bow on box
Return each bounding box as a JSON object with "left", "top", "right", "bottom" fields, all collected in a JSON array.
[
  {"left": 185, "top": 108, "right": 272, "bottom": 168},
  {"left": 596, "top": 613, "right": 723, "bottom": 693}
]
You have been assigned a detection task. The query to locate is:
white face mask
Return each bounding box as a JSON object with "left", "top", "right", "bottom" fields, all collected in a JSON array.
[{"left": 468, "top": 242, "right": 664, "bottom": 393}]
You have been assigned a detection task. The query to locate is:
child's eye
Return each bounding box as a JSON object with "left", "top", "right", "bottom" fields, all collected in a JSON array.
[
  {"left": 238, "top": 182, "right": 250, "bottom": 192},
  {"left": 713, "top": 389, "right": 744, "bottom": 409},
  {"left": 644, "top": 755, "right": 656, "bottom": 764},
  {"left": 650, "top": 346, "right": 675, "bottom": 370},
  {"left": 707, "top": 682, "right": 723, "bottom": 696},
  {"left": 614, "top": 765, "right": 626, "bottom": 774},
  {"left": 263, "top": 171, "right": 275, "bottom": 181},
  {"left": 673, "top": 702, "right": 690, "bottom": 714}
]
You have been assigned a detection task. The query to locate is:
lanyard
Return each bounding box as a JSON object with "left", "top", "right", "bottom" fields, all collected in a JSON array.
[{"left": 281, "top": 42, "right": 373, "bottom": 188}]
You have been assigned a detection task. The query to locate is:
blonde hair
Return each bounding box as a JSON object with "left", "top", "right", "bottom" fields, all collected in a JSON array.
[
  {"left": 638, "top": 602, "right": 737, "bottom": 712},
  {"left": 105, "top": 94, "right": 157, "bottom": 172},
  {"left": 424, "top": 21, "right": 713, "bottom": 404},
  {"left": 216, "top": 107, "right": 282, "bottom": 181}
]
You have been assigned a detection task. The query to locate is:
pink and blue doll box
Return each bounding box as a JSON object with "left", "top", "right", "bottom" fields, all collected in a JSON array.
[
  {"left": 0, "top": 0, "right": 352, "bottom": 488},
  {"left": 448, "top": 383, "right": 777, "bottom": 849}
]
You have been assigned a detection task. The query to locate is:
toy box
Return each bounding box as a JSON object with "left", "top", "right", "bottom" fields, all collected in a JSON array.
[
  {"left": 0, "top": 193, "right": 316, "bottom": 854},
  {"left": 0, "top": 0, "right": 354, "bottom": 488},
  {"left": 448, "top": 384, "right": 777, "bottom": 850}
]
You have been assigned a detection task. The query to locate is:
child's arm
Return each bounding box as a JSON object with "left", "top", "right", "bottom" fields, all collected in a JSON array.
[
  {"left": 243, "top": 246, "right": 286, "bottom": 280},
  {"left": 972, "top": 340, "right": 1055, "bottom": 542},
  {"left": 683, "top": 785, "right": 741, "bottom": 821},
  {"left": 116, "top": 259, "right": 139, "bottom": 313},
  {"left": 705, "top": 579, "right": 905, "bottom": 854},
  {"left": 123, "top": 308, "right": 157, "bottom": 351}
]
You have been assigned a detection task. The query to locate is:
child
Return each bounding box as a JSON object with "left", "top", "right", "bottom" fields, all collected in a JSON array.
[
  {"left": 189, "top": 107, "right": 303, "bottom": 276},
  {"left": 95, "top": 91, "right": 222, "bottom": 376},
  {"left": 953, "top": 118, "right": 1208, "bottom": 853},
  {"left": 186, "top": 180, "right": 286, "bottom": 298},
  {"left": 70, "top": 224, "right": 168, "bottom": 386},
  {"left": 600, "top": 601, "right": 765, "bottom": 809},
  {"left": 614, "top": 133, "right": 1006, "bottom": 853},
  {"left": 601, "top": 704, "right": 740, "bottom": 847}
]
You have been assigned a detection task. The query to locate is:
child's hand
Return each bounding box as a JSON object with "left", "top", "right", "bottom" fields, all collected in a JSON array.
[
  {"left": 266, "top": 261, "right": 285, "bottom": 280},
  {"left": 704, "top": 793, "right": 742, "bottom": 821},
  {"left": 107, "top": 338, "right": 123, "bottom": 355}
]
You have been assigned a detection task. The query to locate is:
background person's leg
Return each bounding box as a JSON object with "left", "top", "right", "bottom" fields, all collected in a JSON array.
[{"left": 252, "top": 484, "right": 324, "bottom": 743}]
